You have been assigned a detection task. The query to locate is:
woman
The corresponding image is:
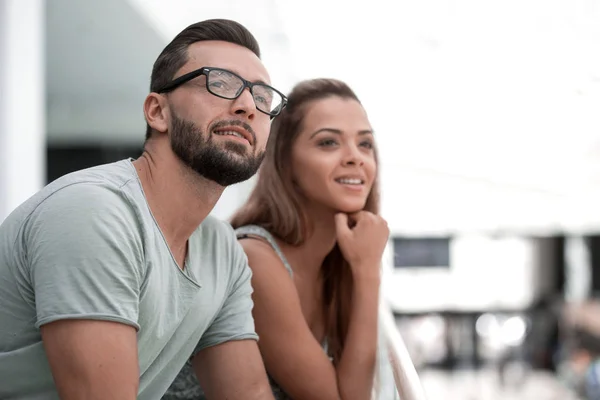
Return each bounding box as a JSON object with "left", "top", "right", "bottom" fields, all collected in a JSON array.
[{"left": 165, "top": 78, "right": 393, "bottom": 399}]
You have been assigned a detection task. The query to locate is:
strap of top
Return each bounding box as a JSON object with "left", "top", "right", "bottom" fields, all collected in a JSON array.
[{"left": 235, "top": 225, "right": 293, "bottom": 277}]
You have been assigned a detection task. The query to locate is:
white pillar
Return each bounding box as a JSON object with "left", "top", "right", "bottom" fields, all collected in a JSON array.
[{"left": 0, "top": 0, "right": 46, "bottom": 222}]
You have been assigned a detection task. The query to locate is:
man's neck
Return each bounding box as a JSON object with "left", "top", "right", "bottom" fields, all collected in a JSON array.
[{"left": 132, "top": 144, "right": 224, "bottom": 257}]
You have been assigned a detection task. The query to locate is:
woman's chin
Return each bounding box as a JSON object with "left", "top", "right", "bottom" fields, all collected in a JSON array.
[{"left": 334, "top": 201, "right": 367, "bottom": 214}]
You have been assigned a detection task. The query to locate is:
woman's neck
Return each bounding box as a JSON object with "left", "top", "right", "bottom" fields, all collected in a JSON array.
[{"left": 284, "top": 203, "right": 339, "bottom": 281}]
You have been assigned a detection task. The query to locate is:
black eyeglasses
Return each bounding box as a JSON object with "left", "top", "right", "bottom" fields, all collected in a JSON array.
[{"left": 156, "top": 67, "right": 288, "bottom": 118}]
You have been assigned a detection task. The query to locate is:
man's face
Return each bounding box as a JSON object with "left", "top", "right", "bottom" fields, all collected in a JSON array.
[
  {"left": 169, "top": 109, "right": 265, "bottom": 186},
  {"left": 165, "top": 41, "right": 273, "bottom": 186}
]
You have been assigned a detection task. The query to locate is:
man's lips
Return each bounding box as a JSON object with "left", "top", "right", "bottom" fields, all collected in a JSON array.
[{"left": 213, "top": 126, "right": 253, "bottom": 144}]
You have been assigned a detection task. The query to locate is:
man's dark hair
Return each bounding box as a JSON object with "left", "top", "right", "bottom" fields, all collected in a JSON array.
[{"left": 145, "top": 19, "right": 261, "bottom": 140}]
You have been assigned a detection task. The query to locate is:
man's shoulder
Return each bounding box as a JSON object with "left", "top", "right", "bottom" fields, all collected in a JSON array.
[
  {"left": 190, "top": 216, "right": 247, "bottom": 275},
  {"left": 47, "top": 159, "right": 138, "bottom": 195},
  {"left": 2, "top": 159, "right": 140, "bottom": 232},
  {"left": 195, "top": 215, "right": 237, "bottom": 244},
  {"left": 38, "top": 161, "right": 140, "bottom": 218}
]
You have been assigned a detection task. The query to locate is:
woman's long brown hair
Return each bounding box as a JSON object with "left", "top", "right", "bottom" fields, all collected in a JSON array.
[{"left": 230, "top": 78, "right": 380, "bottom": 365}]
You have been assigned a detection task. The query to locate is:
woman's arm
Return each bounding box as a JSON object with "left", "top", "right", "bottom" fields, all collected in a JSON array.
[
  {"left": 242, "top": 239, "right": 343, "bottom": 400},
  {"left": 332, "top": 211, "right": 389, "bottom": 400},
  {"left": 335, "top": 274, "right": 380, "bottom": 400},
  {"left": 241, "top": 211, "right": 388, "bottom": 400}
]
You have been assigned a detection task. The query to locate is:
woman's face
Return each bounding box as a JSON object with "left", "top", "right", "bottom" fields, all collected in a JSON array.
[{"left": 291, "top": 96, "right": 377, "bottom": 214}]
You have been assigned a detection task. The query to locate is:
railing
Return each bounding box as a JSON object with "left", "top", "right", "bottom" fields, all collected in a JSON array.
[{"left": 379, "top": 302, "right": 429, "bottom": 400}]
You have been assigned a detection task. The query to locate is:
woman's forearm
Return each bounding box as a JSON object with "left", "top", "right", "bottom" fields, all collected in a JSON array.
[{"left": 335, "top": 272, "right": 380, "bottom": 400}]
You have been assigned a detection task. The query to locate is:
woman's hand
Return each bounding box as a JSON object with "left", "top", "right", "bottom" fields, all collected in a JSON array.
[{"left": 334, "top": 211, "right": 389, "bottom": 279}]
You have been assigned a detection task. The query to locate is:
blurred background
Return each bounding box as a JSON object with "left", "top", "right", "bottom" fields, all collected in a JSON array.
[{"left": 2, "top": 0, "right": 600, "bottom": 398}]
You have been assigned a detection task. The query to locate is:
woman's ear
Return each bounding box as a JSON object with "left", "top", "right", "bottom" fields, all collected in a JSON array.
[{"left": 144, "top": 93, "right": 169, "bottom": 134}]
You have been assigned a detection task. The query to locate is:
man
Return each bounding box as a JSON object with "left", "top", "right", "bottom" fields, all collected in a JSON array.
[{"left": 0, "top": 19, "right": 287, "bottom": 399}]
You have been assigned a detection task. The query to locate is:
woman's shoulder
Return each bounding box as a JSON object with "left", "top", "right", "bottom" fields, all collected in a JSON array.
[{"left": 235, "top": 225, "right": 293, "bottom": 277}]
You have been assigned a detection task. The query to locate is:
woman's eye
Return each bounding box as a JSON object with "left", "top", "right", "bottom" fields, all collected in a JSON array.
[
  {"left": 360, "top": 141, "right": 374, "bottom": 149},
  {"left": 318, "top": 139, "right": 338, "bottom": 147}
]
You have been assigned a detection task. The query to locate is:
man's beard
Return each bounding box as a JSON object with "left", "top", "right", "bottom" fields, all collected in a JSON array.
[{"left": 170, "top": 114, "right": 265, "bottom": 186}]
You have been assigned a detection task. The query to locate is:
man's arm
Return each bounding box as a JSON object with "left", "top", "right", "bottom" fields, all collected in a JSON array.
[
  {"left": 193, "top": 340, "right": 274, "bottom": 400},
  {"left": 41, "top": 320, "right": 138, "bottom": 399},
  {"left": 28, "top": 184, "right": 144, "bottom": 399}
]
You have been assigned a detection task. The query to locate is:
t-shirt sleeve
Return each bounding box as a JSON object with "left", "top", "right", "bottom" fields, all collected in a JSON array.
[
  {"left": 194, "top": 239, "right": 258, "bottom": 354},
  {"left": 26, "top": 183, "right": 144, "bottom": 330}
]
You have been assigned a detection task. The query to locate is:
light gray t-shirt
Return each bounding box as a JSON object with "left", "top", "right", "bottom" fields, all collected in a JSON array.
[{"left": 0, "top": 159, "right": 258, "bottom": 399}]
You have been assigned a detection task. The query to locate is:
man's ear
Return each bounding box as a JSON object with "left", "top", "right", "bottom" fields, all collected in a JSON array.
[{"left": 144, "top": 93, "right": 169, "bottom": 134}]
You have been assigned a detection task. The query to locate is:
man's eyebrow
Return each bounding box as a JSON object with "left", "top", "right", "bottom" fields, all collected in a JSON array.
[
  {"left": 239, "top": 73, "right": 269, "bottom": 86},
  {"left": 253, "top": 79, "right": 269, "bottom": 85}
]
